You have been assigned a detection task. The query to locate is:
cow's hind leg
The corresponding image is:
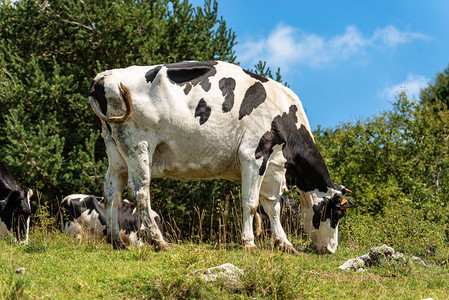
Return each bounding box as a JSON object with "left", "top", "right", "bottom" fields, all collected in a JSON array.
[
  {"left": 104, "top": 167, "right": 127, "bottom": 250},
  {"left": 127, "top": 141, "right": 169, "bottom": 251},
  {"left": 240, "top": 160, "right": 264, "bottom": 249}
]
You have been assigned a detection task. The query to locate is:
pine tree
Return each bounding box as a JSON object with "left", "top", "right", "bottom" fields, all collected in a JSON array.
[{"left": 0, "top": 0, "right": 236, "bottom": 205}]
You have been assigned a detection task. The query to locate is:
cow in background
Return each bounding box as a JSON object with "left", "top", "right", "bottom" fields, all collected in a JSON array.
[
  {"left": 0, "top": 159, "right": 33, "bottom": 244},
  {"left": 60, "top": 194, "right": 162, "bottom": 246}
]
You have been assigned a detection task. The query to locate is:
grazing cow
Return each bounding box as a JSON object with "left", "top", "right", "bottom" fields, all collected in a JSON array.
[
  {"left": 60, "top": 194, "right": 162, "bottom": 246},
  {"left": 88, "top": 61, "right": 356, "bottom": 253},
  {"left": 0, "top": 159, "right": 33, "bottom": 244}
]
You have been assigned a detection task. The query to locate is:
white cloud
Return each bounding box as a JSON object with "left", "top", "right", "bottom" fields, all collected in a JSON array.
[
  {"left": 237, "top": 23, "right": 428, "bottom": 71},
  {"left": 381, "top": 74, "right": 430, "bottom": 100},
  {"left": 373, "top": 25, "right": 429, "bottom": 48}
]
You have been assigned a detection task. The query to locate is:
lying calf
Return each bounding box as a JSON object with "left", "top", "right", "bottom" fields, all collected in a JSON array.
[{"left": 60, "top": 194, "right": 162, "bottom": 246}]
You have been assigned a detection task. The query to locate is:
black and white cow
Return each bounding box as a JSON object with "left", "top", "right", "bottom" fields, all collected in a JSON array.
[
  {"left": 0, "top": 159, "right": 33, "bottom": 244},
  {"left": 88, "top": 61, "right": 356, "bottom": 253},
  {"left": 60, "top": 194, "right": 162, "bottom": 246}
]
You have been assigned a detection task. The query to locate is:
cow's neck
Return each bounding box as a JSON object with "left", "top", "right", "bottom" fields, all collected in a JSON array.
[{"left": 283, "top": 130, "right": 335, "bottom": 193}]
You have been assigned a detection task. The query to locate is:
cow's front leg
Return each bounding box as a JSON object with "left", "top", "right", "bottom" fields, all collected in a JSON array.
[
  {"left": 259, "top": 153, "right": 299, "bottom": 255},
  {"left": 103, "top": 167, "right": 127, "bottom": 250},
  {"left": 259, "top": 197, "right": 299, "bottom": 255},
  {"left": 128, "top": 142, "right": 169, "bottom": 251},
  {"left": 240, "top": 161, "right": 264, "bottom": 249}
]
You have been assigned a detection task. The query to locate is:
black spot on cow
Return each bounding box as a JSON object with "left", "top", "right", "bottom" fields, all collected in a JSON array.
[
  {"left": 243, "top": 69, "right": 269, "bottom": 83},
  {"left": 194, "top": 99, "right": 211, "bottom": 125},
  {"left": 145, "top": 66, "right": 162, "bottom": 83},
  {"left": 219, "top": 77, "right": 236, "bottom": 113},
  {"left": 312, "top": 194, "right": 356, "bottom": 229},
  {"left": 200, "top": 78, "right": 212, "bottom": 92},
  {"left": 255, "top": 105, "right": 335, "bottom": 193},
  {"left": 183, "top": 83, "right": 193, "bottom": 95},
  {"left": 238, "top": 82, "right": 267, "bottom": 120},
  {"left": 165, "top": 61, "right": 218, "bottom": 95}
]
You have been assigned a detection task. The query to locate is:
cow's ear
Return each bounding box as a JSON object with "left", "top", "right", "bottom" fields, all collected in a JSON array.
[
  {"left": 337, "top": 198, "right": 357, "bottom": 209},
  {"left": 27, "top": 188, "right": 33, "bottom": 199}
]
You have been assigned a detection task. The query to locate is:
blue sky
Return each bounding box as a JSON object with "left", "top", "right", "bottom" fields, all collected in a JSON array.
[{"left": 192, "top": 0, "right": 449, "bottom": 129}]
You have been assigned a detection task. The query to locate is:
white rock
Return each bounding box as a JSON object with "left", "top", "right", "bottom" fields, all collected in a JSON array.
[
  {"left": 339, "top": 245, "right": 408, "bottom": 271},
  {"left": 391, "top": 252, "right": 406, "bottom": 264},
  {"left": 411, "top": 256, "right": 427, "bottom": 266},
  {"left": 191, "top": 263, "right": 244, "bottom": 285},
  {"left": 359, "top": 254, "right": 370, "bottom": 262},
  {"left": 370, "top": 244, "right": 395, "bottom": 256},
  {"left": 338, "top": 258, "right": 366, "bottom": 271}
]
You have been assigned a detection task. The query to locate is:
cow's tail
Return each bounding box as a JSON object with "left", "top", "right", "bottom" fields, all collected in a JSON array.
[{"left": 89, "top": 82, "right": 133, "bottom": 123}]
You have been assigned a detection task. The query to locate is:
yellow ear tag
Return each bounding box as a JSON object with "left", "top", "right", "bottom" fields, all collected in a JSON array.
[{"left": 340, "top": 199, "right": 347, "bottom": 206}]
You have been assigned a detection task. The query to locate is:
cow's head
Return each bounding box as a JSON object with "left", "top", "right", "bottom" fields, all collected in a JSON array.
[
  {"left": 1, "top": 188, "right": 33, "bottom": 243},
  {"left": 298, "top": 187, "right": 356, "bottom": 254}
]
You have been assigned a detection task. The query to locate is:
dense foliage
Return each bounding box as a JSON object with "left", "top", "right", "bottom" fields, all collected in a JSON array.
[
  {"left": 421, "top": 64, "right": 449, "bottom": 106},
  {"left": 316, "top": 94, "right": 449, "bottom": 222},
  {"left": 0, "top": 0, "right": 236, "bottom": 209},
  {"left": 316, "top": 94, "right": 449, "bottom": 255}
]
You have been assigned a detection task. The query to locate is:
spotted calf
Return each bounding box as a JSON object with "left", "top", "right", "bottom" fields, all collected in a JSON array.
[{"left": 60, "top": 194, "right": 162, "bottom": 246}]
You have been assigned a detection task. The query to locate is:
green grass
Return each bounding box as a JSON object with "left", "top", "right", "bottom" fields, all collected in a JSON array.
[{"left": 1, "top": 229, "right": 448, "bottom": 299}]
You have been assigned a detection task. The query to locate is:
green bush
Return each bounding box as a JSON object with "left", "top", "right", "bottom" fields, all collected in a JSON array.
[
  {"left": 316, "top": 93, "right": 449, "bottom": 223},
  {"left": 341, "top": 204, "right": 448, "bottom": 260}
]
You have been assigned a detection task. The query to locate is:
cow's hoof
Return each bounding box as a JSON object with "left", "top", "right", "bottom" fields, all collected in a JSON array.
[
  {"left": 155, "top": 241, "right": 170, "bottom": 252},
  {"left": 242, "top": 240, "right": 257, "bottom": 252},
  {"left": 275, "top": 238, "right": 299, "bottom": 255},
  {"left": 281, "top": 244, "right": 300, "bottom": 255},
  {"left": 113, "top": 241, "right": 128, "bottom": 250}
]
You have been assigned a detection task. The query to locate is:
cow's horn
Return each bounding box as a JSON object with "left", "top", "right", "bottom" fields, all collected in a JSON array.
[{"left": 89, "top": 82, "right": 133, "bottom": 123}]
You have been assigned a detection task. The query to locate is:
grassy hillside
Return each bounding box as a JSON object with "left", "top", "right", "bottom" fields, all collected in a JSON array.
[{"left": 1, "top": 227, "right": 448, "bottom": 299}]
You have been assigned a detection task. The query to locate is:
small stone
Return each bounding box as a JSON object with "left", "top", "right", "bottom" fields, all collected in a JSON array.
[
  {"left": 339, "top": 245, "right": 409, "bottom": 271},
  {"left": 191, "top": 263, "right": 244, "bottom": 286},
  {"left": 391, "top": 252, "right": 407, "bottom": 264},
  {"left": 338, "top": 258, "right": 366, "bottom": 271},
  {"left": 370, "top": 244, "right": 395, "bottom": 256},
  {"left": 411, "top": 256, "right": 427, "bottom": 266},
  {"left": 359, "top": 254, "right": 370, "bottom": 263}
]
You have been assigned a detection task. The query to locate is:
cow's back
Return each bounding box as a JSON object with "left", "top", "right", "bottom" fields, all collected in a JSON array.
[{"left": 94, "top": 61, "right": 311, "bottom": 182}]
